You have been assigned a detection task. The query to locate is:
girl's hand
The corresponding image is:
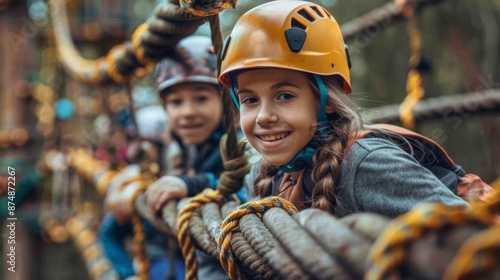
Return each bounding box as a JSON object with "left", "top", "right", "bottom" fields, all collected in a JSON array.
[{"left": 145, "top": 176, "right": 188, "bottom": 214}]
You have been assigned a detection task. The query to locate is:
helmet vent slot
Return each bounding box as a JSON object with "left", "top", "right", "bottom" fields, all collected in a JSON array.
[
  {"left": 297, "top": 9, "right": 315, "bottom": 22},
  {"left": 322, "top": 8, "right": 332, "bottom": 19},
  {"left": 310, "top": 6, "right": 324, "bottom": 18},
  {"left": 291, "top": 18, "right": 306, "bottom": 30}
]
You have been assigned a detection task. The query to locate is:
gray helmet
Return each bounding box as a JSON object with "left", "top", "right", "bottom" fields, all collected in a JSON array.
[{"left": 155, "top": 35, "right": 218, "bottom": 96}]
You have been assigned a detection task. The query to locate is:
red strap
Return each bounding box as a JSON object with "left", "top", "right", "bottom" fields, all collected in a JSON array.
[
  {"left": 457, "top": 173, "right": 495, "bottom": 202},
  {"left": 363, "top": 124, "right": 455, "bottom": 167}
]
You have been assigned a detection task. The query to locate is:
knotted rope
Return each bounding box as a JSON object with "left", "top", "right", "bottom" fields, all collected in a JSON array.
[
  {"left": 176, "top": 189, "right": 239, "bottom": 280},
  {"left": 216, "top": 198, "right": 392, "bottom": 280},
  {"left": 217, "top": 197, "right": 298, "bottom": 279}
]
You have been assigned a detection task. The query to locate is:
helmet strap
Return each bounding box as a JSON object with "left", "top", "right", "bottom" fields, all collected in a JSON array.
[
  {"left": 314, "top": 75, "right": 328, "bottom": 122},
  {"left": 229, "top": 86, "right": 240, "bottom": 110},
  {"left": 278, "top": 144, "right": 316, "bottom": 173}
]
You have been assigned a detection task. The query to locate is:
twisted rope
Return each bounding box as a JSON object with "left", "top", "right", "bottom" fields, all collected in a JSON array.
[
  {"left": 399, "top": 15, "right": 424, "bottom": 129},
  {"left": 233, "top": 214, "right": 286, "bottom": 279},
  {"left": 217, "top": 197, "right": 298, "bottom": 280},
  {"left": 48, "top": 0, "right": 206, "bottom": 85},
  {"left": 66, "top": 215, "right": 119, "bottom": 280},
  {"left": 207, "top": 11, "right": 250, "bottom": 196},
  {"left": 65, "top": 144, "right": 500, "bottom": 279},
  {"left": 363, "top": 88, "right": 500, "bottom": 124},
  {"left": 67, "top": 148, "right": 110, "bottom": 184},
  {"left": 179, "top": 0, "right": 237, "bottom": 16},
  {"left": 366, "top": 189, "right": 500, "bottom": 280},
  {"left": 177, "top": 189, "right": 239, "bottom": 280},
  {"left": 214, "top": 190, "right": 500, "bottom": 280},
  {"left": 162, "top": 200, "right": 180, "bottom": 236},
  {"left": 168, "top": 5, "right": 251, "bottom": 279},
  {"left": 129, "top": 182, "right": 151, "bottom": 280},
  {"left": 216, "top": 136, "right": 251, "bottom": 195},
  {"left": 444, "top": 225, "right": 500, "bottom": 279},
  {"left": 224, "top": 207, "right": 388, "bottom": 280},
  {"left": 134, "top": 193, "right": 176, "bottom": 237},
  {"left": 342, "top": 0, "right": 445, "bottom": 42}
]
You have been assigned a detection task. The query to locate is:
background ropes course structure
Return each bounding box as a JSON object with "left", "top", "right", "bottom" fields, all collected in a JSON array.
[{"left": 36, "top": 0, "right": 500, "bottom": 279}]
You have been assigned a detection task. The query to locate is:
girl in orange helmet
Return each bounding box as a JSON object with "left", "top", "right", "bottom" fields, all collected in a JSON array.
[{"left": 220, "top": 0, "right": 469, "bottom": 217}]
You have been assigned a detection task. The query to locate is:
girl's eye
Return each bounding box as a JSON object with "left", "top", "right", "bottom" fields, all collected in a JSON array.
[
  {"left": 195, "top": 95, "right": 208, "bottom": 103},
  {"left": 240, "top": 96, "right": 258, "bottom": 105},
  {"left": 166, "top": 98, "right": 182, "bottom": 106},
  {"left": 277, "top": 92, "right": 294, "bottom": 100}
]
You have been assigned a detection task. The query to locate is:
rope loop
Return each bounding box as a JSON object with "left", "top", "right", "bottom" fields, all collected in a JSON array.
[
  {"left": 180, "top": 0, "right": 237, "bottom": 16},
  {"left": 365, "top": 201, "right": 495, "bottom": 280},
  {"left": 177, "top": 189, "right": 239, "bottom": 280},
  {"left": 217, "top": 196, "right": 298, "bottom": 280}
]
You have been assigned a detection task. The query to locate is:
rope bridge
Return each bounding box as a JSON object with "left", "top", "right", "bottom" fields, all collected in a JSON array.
[
  {"left": 40, "top": 0, "right": 500, "bottom": 279},
  {"left": 54, "top": 149, "right": 500, "bottom": 279}
]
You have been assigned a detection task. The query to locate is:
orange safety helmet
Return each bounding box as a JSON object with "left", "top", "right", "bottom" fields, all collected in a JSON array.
[{"left": 219, "top": 0, "right": 352, "bottom": 93}]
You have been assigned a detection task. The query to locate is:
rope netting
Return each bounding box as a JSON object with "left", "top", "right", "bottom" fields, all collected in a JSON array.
[{"left": 41, "top": 0, "right": 500, "bottom": 280}]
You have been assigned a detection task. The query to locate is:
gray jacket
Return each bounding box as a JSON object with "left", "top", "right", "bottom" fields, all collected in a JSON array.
[{"left": 244, "top": 137, "right": 468, "bottom": 218}]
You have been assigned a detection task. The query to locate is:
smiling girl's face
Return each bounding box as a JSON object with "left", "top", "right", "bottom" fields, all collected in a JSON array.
[
  {"left": 163, "top": 83, "right": 222, "bottom": 145},
  {"left": 237, "top": 68, "right": 320, "bottom": 166}
]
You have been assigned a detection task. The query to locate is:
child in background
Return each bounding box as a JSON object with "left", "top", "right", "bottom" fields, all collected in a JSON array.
[
  {"left": 99, "top": 103, "right": 175, "bottom": 280},
  {"left": 218, "top": 0, "right": 469, "bottom": 217},
  {"left": 145, "top": 35, "right": 239, "bottom": 279}
]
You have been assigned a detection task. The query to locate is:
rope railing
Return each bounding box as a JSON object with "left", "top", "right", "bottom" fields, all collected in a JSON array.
[
  {"left": 364, "top": 88, "right": 500, "bottom": 124},
  {"left": 341, "top": 0, "right": 445, "bottom": 42}
]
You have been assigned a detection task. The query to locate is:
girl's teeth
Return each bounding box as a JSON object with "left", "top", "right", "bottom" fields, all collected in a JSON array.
[{"left": 261, "top": 133, "right": 287, "bottom": 141}]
